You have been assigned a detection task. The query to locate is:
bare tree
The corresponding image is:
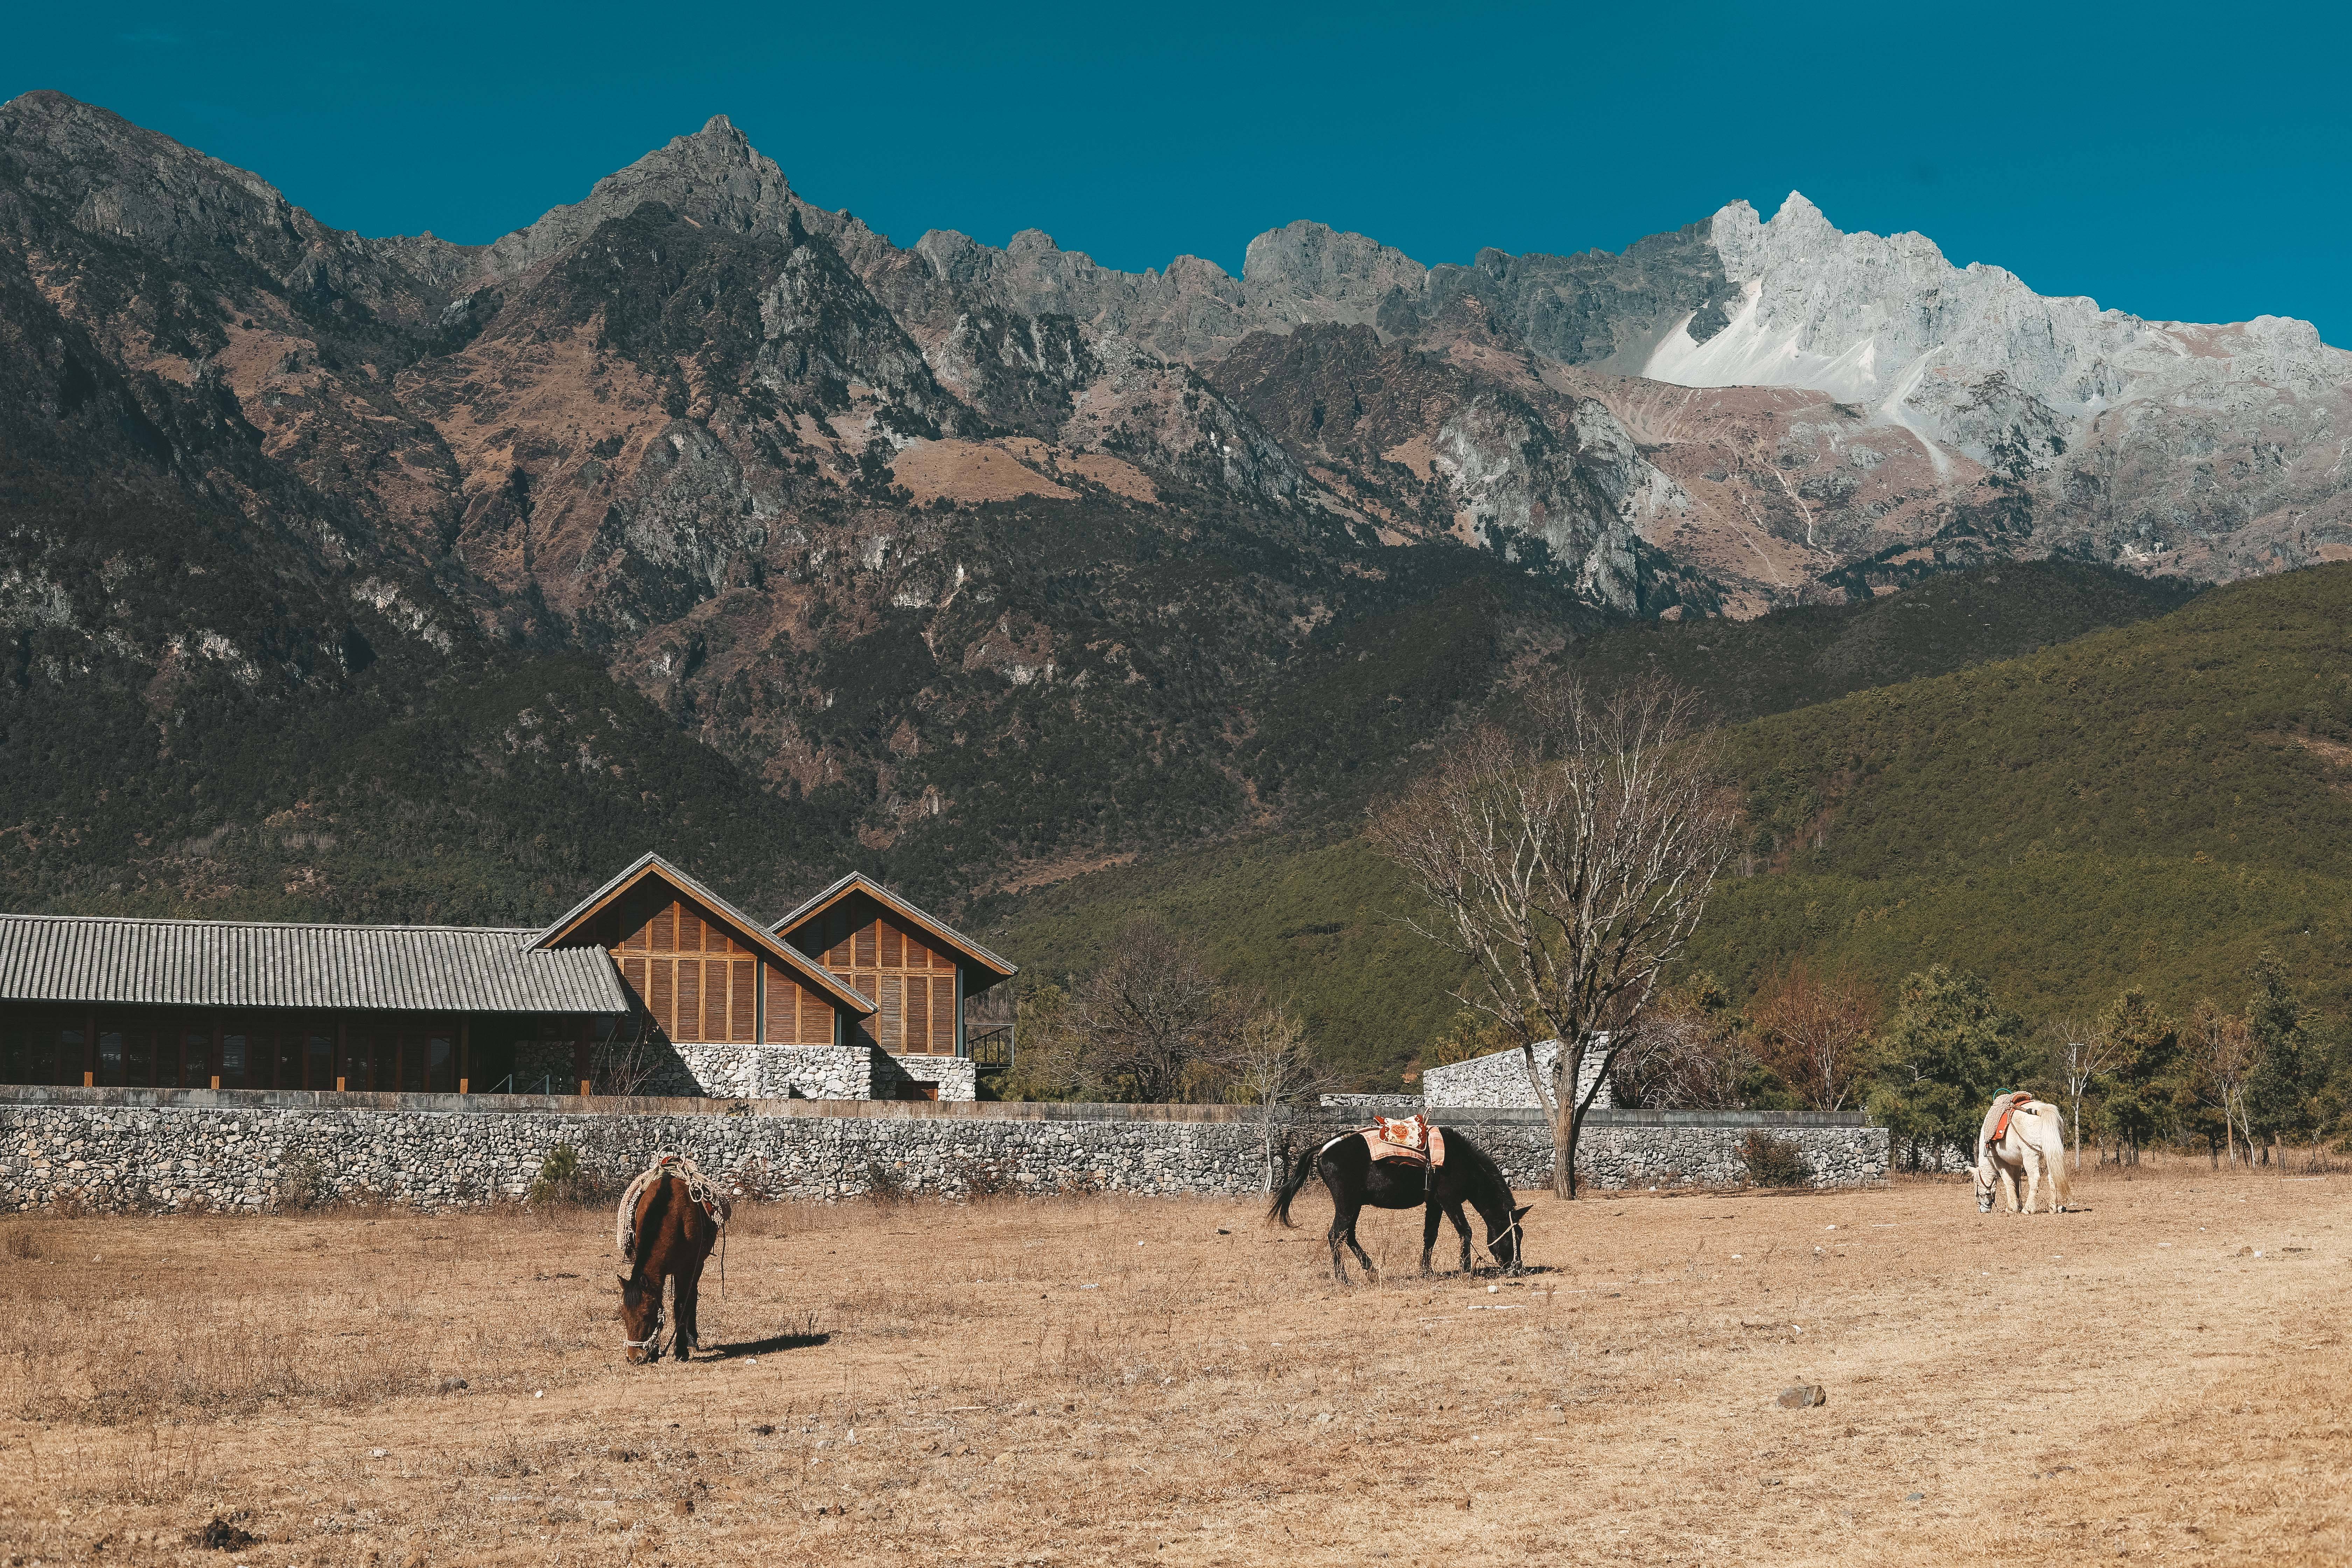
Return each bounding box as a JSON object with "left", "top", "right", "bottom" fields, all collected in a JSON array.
[
  {"left": 1370, "top": 676, "right": 1740, "bottom": 1197},
  {"left": 1002, "top": 981, "right": 1086, "bottom": 1102},
  {"left": 1750, "top": 960, "right": 1877, "bottom": 1111},
  {"left": 1079, "top": 919, "right": 1232, "bottom": 1102},
  {"left": 1612, "top": 988, "right": 1758, "bottom": 1111},
  {"left": 1218, "top": 997, "right": 1338, "bottom": 1189},
  {"left": 592, "top": 1015, "right": 668, "bottom": 1098},
  {"left": 2188, "top": 999, "right": 2260, "bottom": 1167},
  {"left": 2050, "top": 1015, "right": 2121, "bottom": 1172}
]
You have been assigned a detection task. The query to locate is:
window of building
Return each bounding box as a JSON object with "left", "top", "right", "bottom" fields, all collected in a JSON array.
[{"left": 180, "top": 1027, "right": 211, "bottom": 1089}]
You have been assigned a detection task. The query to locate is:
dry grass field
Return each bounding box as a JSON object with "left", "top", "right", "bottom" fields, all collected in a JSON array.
[{"left": 3, "top": 1158, "right": 2348, "bottom": 1566}]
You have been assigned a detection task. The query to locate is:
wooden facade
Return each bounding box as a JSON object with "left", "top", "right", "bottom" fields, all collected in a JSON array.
[
  {"left": 533, "top": 860, "right": 873, "bottom": 1050},
  {"left": 773, "top": 874, "right": 1018, "bottom": 1063},
  {"left": 0, "top": 1008, "right": 463, "bottom": 1092},
  {"left": 794, "top": 892, "right": 960, "bottom": 1054}
]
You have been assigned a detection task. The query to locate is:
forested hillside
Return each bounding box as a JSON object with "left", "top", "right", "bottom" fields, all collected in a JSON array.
[
  {"left": 1693, "top": 561, "right": 2352, "bottom": 1022},
  {"left": 987, "top": 559, "right": 2206, "bottom": 1083}
]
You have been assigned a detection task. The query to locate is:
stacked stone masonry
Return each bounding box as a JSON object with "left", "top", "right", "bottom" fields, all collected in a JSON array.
[
  {"left": 1421, "top": 1040, "right": 1613, "bottom": 1110},
  {"left": 2, "top": 1088, "right": 1883, "bottom": 1211},
  {"left": 653, "top": 1045, "right": 977, "bottom": 1103}
]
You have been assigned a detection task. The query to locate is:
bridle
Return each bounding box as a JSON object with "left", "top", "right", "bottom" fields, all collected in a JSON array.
[
  {"left": 622, "top": 1279, "right": 665, "bottom": 1360},
  {"left": 1477, "top": 1196, "right": 1527, "bottom": 1272}
]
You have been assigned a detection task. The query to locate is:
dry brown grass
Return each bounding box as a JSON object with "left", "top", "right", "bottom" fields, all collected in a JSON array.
[{"left": 3, "top": 1156, "right": 2348, "bottom": 1564}]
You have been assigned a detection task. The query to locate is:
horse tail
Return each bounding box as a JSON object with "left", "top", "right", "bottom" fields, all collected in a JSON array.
[
  {"left": 2044, "top": 1116, "right": 2073, "bottom": 1211},
  {"left": 1268, "top": 1139, "right": 1323, "bottom": 1228}
]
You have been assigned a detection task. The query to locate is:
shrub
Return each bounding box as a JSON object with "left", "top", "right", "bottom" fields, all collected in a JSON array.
[
  {"left": 862, "top": 1161, "right": 910, "bottom": 1205},
  {"left": 528, "top": 1143, "right": 595, "bottom": 1205},
  {"left": 275, "top": 1155, "right": 331, "bottom": 1212},
  {"left": 1740, "top": 1130, "right": 1811, "bottom": 1188},
  {"left": 948, "top": 1157, "right": 1015, "bottom": 1199}
]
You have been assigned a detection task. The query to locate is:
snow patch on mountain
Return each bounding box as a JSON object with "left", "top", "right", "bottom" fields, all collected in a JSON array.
[{"left": 1639, "top": 191, "right": 2352, "bottom": 481}]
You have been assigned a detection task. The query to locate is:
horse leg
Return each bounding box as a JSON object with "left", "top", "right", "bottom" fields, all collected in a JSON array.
[
  {"left": 1420, "top": 1203, "right": 1443, "bottom": 1276},
  {"left": 1328, "top": 1203, "right": 1356, "bottom": 1285},
  {"left": 2023, "top": 1156, "right": 2044, "bottom": 1215},
  {"left": 1344, "top": 1212, "right": 1378, "bottom": 1283},
  {"left": 674, "top": 1255, "right": 707, "bottom": 1360},
  {"left": 1448, "top": 1204, "right": 1475, "bottom": 1275}
]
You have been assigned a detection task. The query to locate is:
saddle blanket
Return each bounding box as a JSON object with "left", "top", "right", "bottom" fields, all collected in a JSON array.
[
  {"left": 1362, "top": 1114, "right": 1447, "bottom": 1168},
  {"left": 615, "top": 1152, "right": 732, "bottom": 1260}
]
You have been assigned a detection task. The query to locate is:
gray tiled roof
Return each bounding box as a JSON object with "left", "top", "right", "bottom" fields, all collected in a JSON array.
[{"left": 0, "top": 915, "right": 628, "bottom": 1014}]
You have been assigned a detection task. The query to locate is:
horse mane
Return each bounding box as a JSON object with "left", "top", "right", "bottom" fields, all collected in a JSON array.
[
  {"left": 1438, "top": 1127, "right": 1513, "bottom": 1219},
  {"left": 620, "top": 1168, "right": 674, "bottom": 1276}
]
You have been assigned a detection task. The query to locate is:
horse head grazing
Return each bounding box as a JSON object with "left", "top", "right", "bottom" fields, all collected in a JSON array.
[
  {"left": 1490, "top": 1203, "right": 1534, "bottom": 1275},
  {"left": 618, "top": 1272, "right": 664, "bottom": 1365}
]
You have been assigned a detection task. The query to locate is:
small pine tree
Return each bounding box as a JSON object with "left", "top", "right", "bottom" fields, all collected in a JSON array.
[
  {"left": 2093, "top": 989, "right": 2179, "bottom": 1164},
  {"left": 1865, "top": 965, "right": 2038, "bottom": 1168},
  {"left": 2242, "top": 950, "right": 2315, "bottom": 1158}
]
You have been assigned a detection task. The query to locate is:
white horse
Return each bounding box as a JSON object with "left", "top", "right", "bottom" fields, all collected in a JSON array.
[{"left": 1973, "top": 1097, "right": 2071, "bottom": 1214}]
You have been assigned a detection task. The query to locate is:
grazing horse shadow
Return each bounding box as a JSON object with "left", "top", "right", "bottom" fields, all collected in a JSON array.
[
  {"left": 704, "top": 1331, "right": 831, "bottom": 1357},
  {"left": 1269, "top": 1125, "right": 1529, "bottom": 1284}
]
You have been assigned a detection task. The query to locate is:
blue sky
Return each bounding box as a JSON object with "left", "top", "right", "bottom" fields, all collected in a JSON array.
[{"left": 12, "top": 0, "right": 2350, "bottom": 340}]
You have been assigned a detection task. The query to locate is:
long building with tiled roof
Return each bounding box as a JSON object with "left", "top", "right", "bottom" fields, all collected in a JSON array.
[{"left": 0, "top": 853, "right": 1013, "bottom": 1101}]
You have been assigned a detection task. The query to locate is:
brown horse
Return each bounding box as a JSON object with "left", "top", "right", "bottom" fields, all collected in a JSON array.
[{"left": 617, "top": 1165, "right": 726, "bottom": 1364}]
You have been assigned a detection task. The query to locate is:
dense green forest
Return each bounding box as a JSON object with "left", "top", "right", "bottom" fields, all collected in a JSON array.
[
  {"left": 985, "top": 559, "right": 2206, "bottom": 1083},
  {"left": 994, "top": 560, "right": 2352, "bottom": 1151},
  {"left": 1694, "top": 561, "right": 2352, "bottom": 1019}
]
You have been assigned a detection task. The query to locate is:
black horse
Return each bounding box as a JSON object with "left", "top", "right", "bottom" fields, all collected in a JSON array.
[{"left": 1270, "top": 1126, "right": 1531, "bottom": 1284}]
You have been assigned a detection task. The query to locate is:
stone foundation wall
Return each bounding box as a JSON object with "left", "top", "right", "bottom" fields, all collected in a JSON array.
[
  {"left": 0, "top": 1089, "right": 1885, "bottom": 1212},
  {"left": 597, "top": 1044, "right": 976, "bottom": 1102},
  {"left": 871, "top": 1053, "right": 977, "bottom": 1104},
  {"left": 1421, "top": 1040, "right": 1613, "bottom": 1111}
]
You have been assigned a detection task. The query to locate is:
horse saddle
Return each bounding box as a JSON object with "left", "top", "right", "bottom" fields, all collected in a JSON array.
[
  {"left": 1362, "top": 1114, "right": 1446, "bottom": 1169},
  {"left": 1989, "top": 1094, "right": 2034, "bottom": 1145}
]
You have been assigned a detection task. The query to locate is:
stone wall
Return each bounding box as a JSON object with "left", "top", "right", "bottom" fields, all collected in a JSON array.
[
  {"left": 872, "top": 1053, "right": 978, "bottom": 1104},
  {"left": 597, "top": 1044, "right": 978, "bottom": 1103},
  {"left": 1421, "top": 1039, "right": 1613, "bottom": 1110},
  {"left": 1361, "top": 1109, "right": 1885, "bottom": 1191},
  {"left": 1318, "top": 1094, "right": 1426, "bottom": 1116},
  {"left": 0, "top": 1088, "right": 1884, "bottom": 1212}
]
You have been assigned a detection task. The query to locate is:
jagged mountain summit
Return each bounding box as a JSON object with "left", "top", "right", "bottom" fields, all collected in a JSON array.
[
  {"left": 2, "top": 89, "right": 2345, "bottom": 914},
  {"left": 831, "top": 175, "right": 2352, "bottom": 609},
  {"left": 1637, "top": 194, "right": 2352, "bottom": 581}
]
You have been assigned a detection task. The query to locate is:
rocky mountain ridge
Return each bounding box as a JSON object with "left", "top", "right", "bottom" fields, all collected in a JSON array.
[{"left": 0, "top": 90, "right": 2334, "bottom": 917}]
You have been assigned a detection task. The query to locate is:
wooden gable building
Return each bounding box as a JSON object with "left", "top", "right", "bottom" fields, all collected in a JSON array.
[
  {"left": 530, "top": 853, "right": 873, "bottom": 1054},
  {"left": 1, "top": 854, "right": 1013, "bottom": 1102},
  {"left": 770, "top": 872, "right": 1018, "bottom": 1061}
]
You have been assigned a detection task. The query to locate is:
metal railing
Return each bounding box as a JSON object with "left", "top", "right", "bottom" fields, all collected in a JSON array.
[{"left": 966, "top": 1025, "right": 1014, "bottom": 1070}]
